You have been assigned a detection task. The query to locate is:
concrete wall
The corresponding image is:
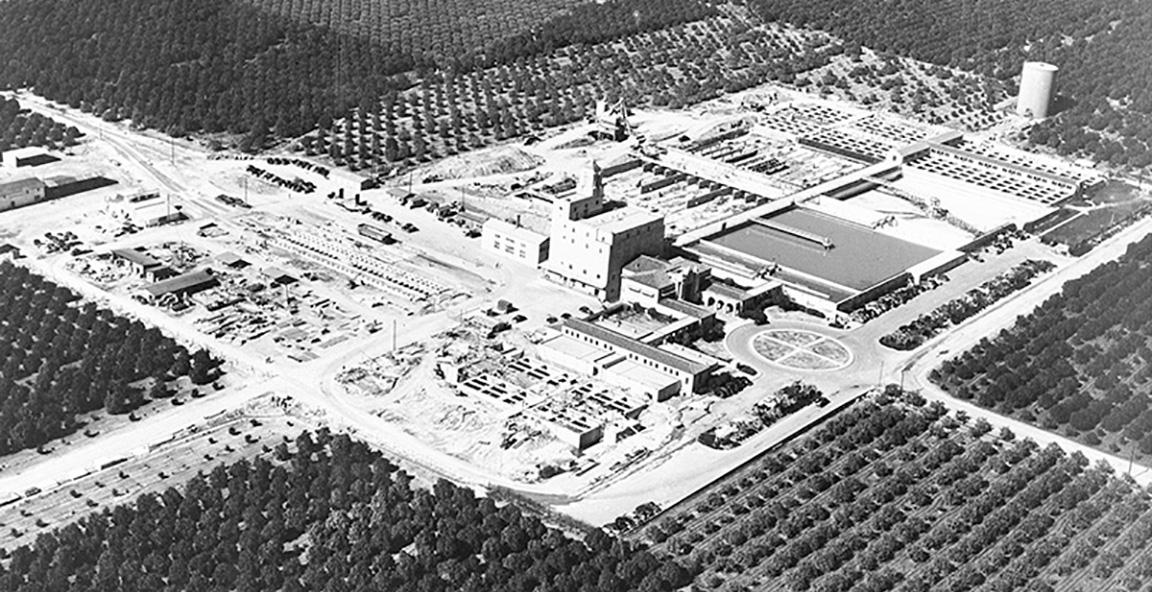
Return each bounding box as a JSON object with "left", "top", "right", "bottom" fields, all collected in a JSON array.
[
  {"left": 835, "top": 272, "right": 910, "bottom": 313},
  {"left": 620, "top": 278, "right": 662, "bottom": 307}
]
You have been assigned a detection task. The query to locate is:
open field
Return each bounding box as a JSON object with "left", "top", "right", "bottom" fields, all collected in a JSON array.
[{"left": 636, "top": 391, "right": 1152, "bottom": 592}]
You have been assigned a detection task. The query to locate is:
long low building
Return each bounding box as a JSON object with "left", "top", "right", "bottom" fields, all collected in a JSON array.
[
  {"left": 542, "top": 318, "right": 717, "bottom": 401},
  {"left": 141, "top": 269, "right": 219, "bottom": 299},
  {"left": 898, "top": 135, "right": 1081, "bottom": 206}
]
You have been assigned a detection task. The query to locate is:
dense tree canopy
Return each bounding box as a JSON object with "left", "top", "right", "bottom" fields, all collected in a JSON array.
[
  {"left": 0, "top": 261, "right": 220, "bottom": 455},
  {"left": 0, "top": 429, "right": 693, "bottom": 592},
  {"left": 0, "top": 0, "right": 408, "bottom": 146},
  {"left": 644, "top": 393, "right": 1152, "bottom": 592},
  {"left": 0, "top": 97, "right": 82, "bottom": 154},
  {"left": 751, "top": 0, "right": 1152, "bottom": 168},
  {"left": 0, "top": 0, "right": 712, "bottom": 152},
  {"left": 934, "top": 233, "right": 1152, "bottom": 463}
]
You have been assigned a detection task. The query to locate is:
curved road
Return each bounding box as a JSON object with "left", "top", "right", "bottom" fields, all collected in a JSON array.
[
  {"left": 4, "top": 90, "right": 1151, "bottom": 506},
  {"left": 724, "top": 217, "right": 1152, "bottom": 486}
]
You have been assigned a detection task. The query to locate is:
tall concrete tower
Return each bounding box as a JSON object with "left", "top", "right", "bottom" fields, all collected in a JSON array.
[{"left": 1016, "top": 61, "right": 1058, "bottom": 119}]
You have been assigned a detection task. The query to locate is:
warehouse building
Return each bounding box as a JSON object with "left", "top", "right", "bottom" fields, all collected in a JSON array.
[
  {"left": 542, "top": 318, "right": 717, "bottom": 400},
  {"left": 0, "top": 178, "right": 46, "bottom": 212},
  {"left": 110, "top": 248, "right": 176, "bottom": 281},
  {"left": 2, "top": 147, "right": 55, "bottom": 168},
  {"left": 141, "top": 269, "right": 219, "bottom": 300}
]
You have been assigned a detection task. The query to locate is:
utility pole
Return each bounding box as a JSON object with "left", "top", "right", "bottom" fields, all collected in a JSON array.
[
  {"left": 1130, "top": 440, "right": 1137, "bottom": 477},
  {"left": 392, "top": 318, "right": 397, "bottom": 353}
]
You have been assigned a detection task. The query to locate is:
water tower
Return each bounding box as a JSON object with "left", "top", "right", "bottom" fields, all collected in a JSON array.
[{"left": 1016, "top": 61, "right": 1058, "bottom": 119}]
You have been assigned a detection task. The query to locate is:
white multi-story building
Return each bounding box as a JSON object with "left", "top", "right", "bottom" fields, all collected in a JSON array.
[
  {"left": 482, "top": 218, "right": 549, "bottom": 265},
  {"left": 544, "top": 163, "right": 665, "bottom": 301}
]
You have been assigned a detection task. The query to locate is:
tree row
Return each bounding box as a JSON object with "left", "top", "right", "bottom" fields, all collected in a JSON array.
[{"left": 0, "top": 261, "right": 221, "bottom": 456}]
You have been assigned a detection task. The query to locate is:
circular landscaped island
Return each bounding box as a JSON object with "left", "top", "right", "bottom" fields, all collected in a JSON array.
[{"left": 750, "top": 328, "right": 852, "bottom": 371}]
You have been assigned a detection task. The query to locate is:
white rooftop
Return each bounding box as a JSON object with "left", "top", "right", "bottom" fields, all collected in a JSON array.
[
  {"left": 579, "top": 205, "right": 662, "bottom": 235},
  {"left": 483, "top": 218, "right": 548, "bottom": 243},
  {"left": 540, "top": 332, "right": 614, "bottom": 363},
  {"left": 602, "top": 358, "right": 680, "bottom": 389}
]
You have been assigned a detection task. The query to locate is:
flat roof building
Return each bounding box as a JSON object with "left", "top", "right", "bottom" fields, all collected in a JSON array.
[
  {"left": 217, "top": 252, "right": 250, "bottom": 269},
  {"left": 110, "top": 248, "right": 176, "bottom": 281},
  {"left": 482, "top": 218, "right": 550, "bottom": 265},
  {"left": 537, "top": 332, "right": 615, "bottom": 376},
  {"left": 558, "top": 318, "right": 715, "bottom": 399},
  {"left": 599, "top": 358, "right": 681, "bottom": 402},
  {"left": 620, "top": 255, "right": 709, "bottom": 306},
  {"left": 2, "top": 147, "right": 54, "bottom": 168},
  {"left": 111, "top": 248, "right": 161, "bottom": 271}
]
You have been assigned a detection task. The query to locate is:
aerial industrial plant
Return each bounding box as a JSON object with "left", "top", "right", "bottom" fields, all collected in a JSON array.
[{"left": 1, "top": 0, "right": 1151, "bottom": 590}]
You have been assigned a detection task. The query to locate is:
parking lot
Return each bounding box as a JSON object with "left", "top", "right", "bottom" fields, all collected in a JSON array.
[{"left": 0, "top": 411, "right": 307, "bottom": 555}]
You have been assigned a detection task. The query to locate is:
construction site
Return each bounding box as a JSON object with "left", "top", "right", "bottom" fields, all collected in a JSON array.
[
  {"left": 0, "top": 75, "right": 1136, "bottom": 536},
  {"left": 333, "top": 314, "right": 687, "bottom": 485}
]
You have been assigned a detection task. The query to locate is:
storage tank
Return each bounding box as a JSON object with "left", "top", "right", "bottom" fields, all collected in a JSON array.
[{"left": 1016, "top": 62, "right": 1058, "bottom": 119}]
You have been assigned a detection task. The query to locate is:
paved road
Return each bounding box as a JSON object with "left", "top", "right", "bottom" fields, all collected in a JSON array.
[
  {"left": 898, "top": 216, "right": 1152, "bottom": 485},
  {"left": 722, "top": 218, "right": 1152, "bottom": 487},
  {"left": 5, "top": 91, "right": 1152, "bottom": 509},
  {"left": 0, "top": 96, "right": 593, "bottom": 497}
]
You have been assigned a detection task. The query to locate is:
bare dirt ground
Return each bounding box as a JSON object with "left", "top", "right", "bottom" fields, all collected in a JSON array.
[{"left": 0, "top": 79, "right": 1142, "bottom": 537}]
